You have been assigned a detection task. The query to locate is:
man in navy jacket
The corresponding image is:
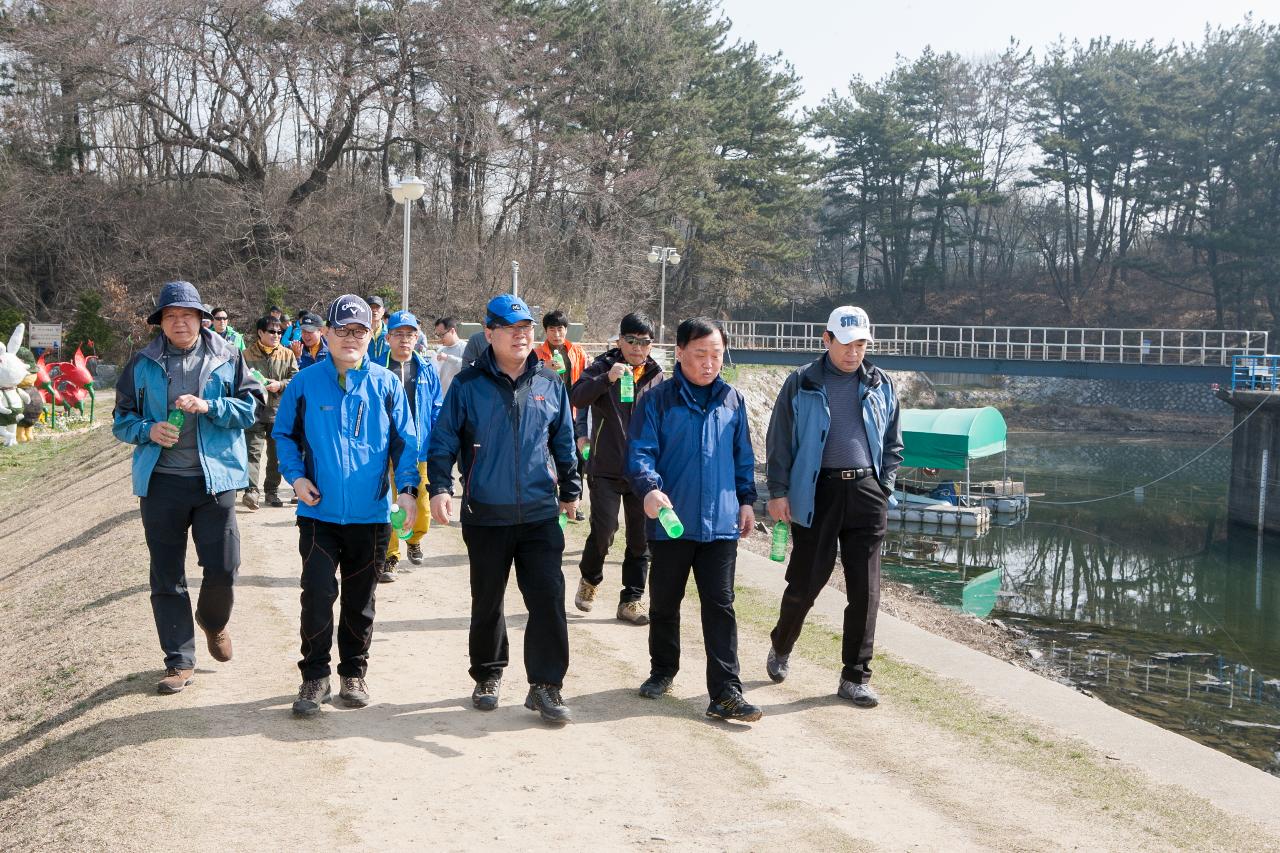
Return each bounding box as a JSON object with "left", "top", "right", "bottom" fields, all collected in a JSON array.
[
  {"left": 627, "top": 317, "right": 762, "bottom": 722},
  {"left": 274, "top": 294, "right": 419, "bottom": 717},
  {"left": 428, "top": 294, "right": 581, "bottom": 724}
]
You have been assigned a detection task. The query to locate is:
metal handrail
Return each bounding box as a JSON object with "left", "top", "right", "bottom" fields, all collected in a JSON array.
[
  {"left": 721, "top": 321, "right": 1269, "bottom": 368},
  {"left": 1231, "top": 355, "right": 1280, "bottom": 391}
]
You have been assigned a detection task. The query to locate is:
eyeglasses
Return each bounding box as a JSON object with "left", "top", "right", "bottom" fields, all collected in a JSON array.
[
  {"left": 492, "top": 322, "right": 534, "bottom": 337},
  {"left": 388, "top": 330, "right": 418, "bottom": 339},
  {"left": 332, "top": 326, "right": 370, "bottom": 339},
  {"left": 264, "top": 329, "right": 283, "bottom": 336},
  {"left": 213, "top": 316, "right": 228, "bottom": 322},
  {"left": 622, "top": 335, "right": 653, "bottom": 346}
]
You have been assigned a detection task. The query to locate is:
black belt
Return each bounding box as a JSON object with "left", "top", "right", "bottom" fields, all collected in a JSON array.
[{"left": 819, "top": 467, "right": 874, "bottom": 480}]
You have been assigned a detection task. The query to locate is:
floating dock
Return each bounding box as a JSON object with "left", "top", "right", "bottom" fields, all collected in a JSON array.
[{"left": 888, "top": 502, "right": 991, "bottom": 533}]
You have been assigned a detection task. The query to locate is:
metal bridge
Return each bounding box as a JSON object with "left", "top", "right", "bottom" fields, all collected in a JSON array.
[{"left": 722, "top": 322, "right": 1269, "bottom": 383}]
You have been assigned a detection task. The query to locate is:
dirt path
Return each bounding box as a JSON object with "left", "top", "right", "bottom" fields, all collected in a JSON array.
[{"left": 2, "top": 427, "right": 1279, "bottom": 851}]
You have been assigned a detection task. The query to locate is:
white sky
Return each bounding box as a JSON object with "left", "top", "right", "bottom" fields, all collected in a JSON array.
[{"left": 718, "top": 0, "right": 1270, "bottom": 111}]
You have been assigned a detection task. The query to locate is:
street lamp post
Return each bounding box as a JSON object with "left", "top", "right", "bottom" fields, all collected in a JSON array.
[
  {"left": 647, "top": 245, "right": 681, "bottom": 344},
  {"left": 390, "top": 175, "right": 427, "bottom": 311}
]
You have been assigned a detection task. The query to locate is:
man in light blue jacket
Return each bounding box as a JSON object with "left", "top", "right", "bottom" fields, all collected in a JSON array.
[
  {"left": 763, "top": 306, "right": 904, "bottom": 708},
  {"left": 273, "top": 294, "right": 419, "bottom": 717},
  {"left": 627, "top": 317, "right": 761, "bottom": 722},
  {"left": 113, "top": 281, "right": 263, "bottom": 695}
]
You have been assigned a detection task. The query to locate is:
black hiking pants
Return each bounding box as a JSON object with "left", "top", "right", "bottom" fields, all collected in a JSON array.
[
  {"left": 579, "top": 475, "right": 649, "bottom": 603},
  {"left": 140, "top": 473, "right": 239, "bottom": 670},
  {"left": 770, "top": 475, "right": 888, "bottom": 684},
  {"left": 297, "top": 518, "right": 389, "bottom": 680}
]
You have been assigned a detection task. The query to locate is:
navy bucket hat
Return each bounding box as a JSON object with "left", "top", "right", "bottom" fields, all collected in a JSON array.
[{"left": 147, "top": 281, "right": 211, "bottom": 326}]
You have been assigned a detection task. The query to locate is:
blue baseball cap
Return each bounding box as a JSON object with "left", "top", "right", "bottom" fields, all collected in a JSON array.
[
  {"left": 326, "top": 294, "right": 373, "bottom": 329},
  {"left": 147, "top": 281, "right": 211, "bottom": 325},
  {"left": 386, "top": 310, "right": 421, "bottom": 332},
  {"left": 485, "top": 293, "right": 533, "bottom": 327}
]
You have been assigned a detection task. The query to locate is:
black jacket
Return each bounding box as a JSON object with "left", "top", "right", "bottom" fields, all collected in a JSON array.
[{"left": 570, "top": 348, "right": 663, "bottom": 480}]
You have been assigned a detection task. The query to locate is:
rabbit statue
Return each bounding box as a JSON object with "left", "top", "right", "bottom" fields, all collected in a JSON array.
[{"left": 0, "top": 324, "right": 31, "bottom": 447}]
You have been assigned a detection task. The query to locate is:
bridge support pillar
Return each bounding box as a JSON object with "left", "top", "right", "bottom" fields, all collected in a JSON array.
[{"left": 1219, "top": 389, "right": 1280, "bottom": 531}]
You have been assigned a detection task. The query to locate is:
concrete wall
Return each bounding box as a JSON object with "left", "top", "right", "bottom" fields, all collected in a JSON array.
[{"left": 1224, "top": 391, "right": 1280, "bottom": 531}]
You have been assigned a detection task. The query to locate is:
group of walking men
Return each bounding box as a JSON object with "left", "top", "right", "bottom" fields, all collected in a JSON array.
[{"left": 113, "top": 280, "right": 902, "bottom": 725}]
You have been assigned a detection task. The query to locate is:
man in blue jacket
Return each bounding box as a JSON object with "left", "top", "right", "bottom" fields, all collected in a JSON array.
[
  {"left": 378, "top": 310, "right": 443, "bottom": 580},
  {"left": 763, "top": 306, "right": 904, "bottom": 708},
  {"left": 627, "top": 317, "right": 761, "bottom": 722},
  {"left": 113, "top": 281, "right": 263, "bottom": 694},
  {"left": 290, "top": 311, "right": 329, "bottom": 369},
  {"left": 273, "top": 294, "right": 420, "bottom": 717},
  {"left": 428, "top": 294, "right": 580, "bottom": 724}
]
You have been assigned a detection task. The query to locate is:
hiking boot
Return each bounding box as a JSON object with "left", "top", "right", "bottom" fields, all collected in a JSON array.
[
  {"left": 706, "top": 689, "right": 763, "bottom": 722},
  {"left": 241, "top": 491, "right": 260, "bottom": 511},
  {"left": 638, "top": 675, "right": 673, "bottom": 699},
  {"left": 407, "top": 542, "right": 424, "bottom": 565},
  {"left": 574, "top": 578, "right": 598, "bottom": 612},
  {"left": 194, "top": 611, "right": 233, "bottom": 663},
  {"left": 293, "top": 677, "right": 331, "bottom": 717},
  {"left": 766, "top": 647, "right": 789, "bottom": 683},
  {"left": 339, "top": 676, "right": 371, "bottom": 708},
  {"left": 574, "top": 510, "right": 586, "bottom": 523},
  {"left": 616, "top": 599, "right": 650, "bottom": 625},
  {"left": 265, "top": 492, "right": 285, "bottom": 508},
  {"left": 378, "top": 556, "right": 397, "bottom": 584},
  {"left": 524, "top": 684, "right": 573, "bottom": 724},
  {"left": 838, "top": 679, "right": 879, "bottom": 708},
  {"left": 156, "top": 667, "right": 194, "bottom": 695},
  {"left": 472, "top": 677, "right": 501, "bottom": 711}
]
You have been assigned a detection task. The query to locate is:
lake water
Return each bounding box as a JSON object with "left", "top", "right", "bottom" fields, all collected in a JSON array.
[{"left": 880, "top": 431, "right": 1280, "bottom": 776}]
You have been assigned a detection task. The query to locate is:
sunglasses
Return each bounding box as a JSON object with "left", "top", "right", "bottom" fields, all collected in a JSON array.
[
  {"left": 622, "top": 335, "right": 653, "bottom": 346},
  {"left": 213, "top": 316, "right": 228, "bottom": 321},
  {"left": 263, "top": 329, "right": 283, "bottom": 335}
]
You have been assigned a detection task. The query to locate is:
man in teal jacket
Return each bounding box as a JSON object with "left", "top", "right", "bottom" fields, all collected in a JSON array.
[
  {"left": 113, "top": 281, "right": 263, "bottom": 695},
  {"left": 273, "top": 294, "right": 420, "bottom": 716},
  {"left": 763, "top": 306, "right": 903, "bottom": 708}
]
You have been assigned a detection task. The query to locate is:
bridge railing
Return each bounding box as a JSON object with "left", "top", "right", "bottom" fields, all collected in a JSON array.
[
  {"left": 1231, "top": 355, "right": 1280, "bottom": 391},
  {"left": 722, "top": 322, "right": 1269, "bottom": 367}
]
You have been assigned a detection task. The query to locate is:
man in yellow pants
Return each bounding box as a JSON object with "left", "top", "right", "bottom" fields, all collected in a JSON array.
[{"left": 380, "top": 311, "right": 443, "bottom": 582}]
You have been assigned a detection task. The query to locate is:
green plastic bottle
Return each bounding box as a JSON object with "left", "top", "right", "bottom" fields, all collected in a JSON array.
[
  {"left": 558, "top": 511, "right": 568, "bottom": 530},
  {"left": 551, "top": 350, "right": 566, "bottom": 375},
  {"left": 389, "top": 505, "right": 413, "bottom": 540},
  {"left": 166, "top": 409, "right": 185, "bottom": 429},
  {"left": 657, "top": 506, "right": 684, "bottom": 538},
  {"left": 250, "top": 367, "right": 268, "bottom": 385},
  {"left": 619, "top": 366, "right": 635, "bottom": 402},
  {"left": 581, "top": 443, "right": 591, "bottom": 461},
  {"left": 770, "top": 521, "right": 790, "bottom": 562}
]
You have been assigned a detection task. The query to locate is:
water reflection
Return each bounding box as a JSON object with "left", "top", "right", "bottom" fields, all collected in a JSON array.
[{"left": 881, "top": 432, "right": 1280, "bottom": 775}]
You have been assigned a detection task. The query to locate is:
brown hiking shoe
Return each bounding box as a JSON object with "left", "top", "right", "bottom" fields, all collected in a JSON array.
[
  {"left": 241, "top": 491, "right": 260, "bottom": 511},
  {"left": 194, "top": 611, "right": 233, "bottom": 662},
  {"left": 157, "top": 667, "right": 194, "bottom": 694},
  {"left": 574, "top": 578, "right": 598, "bottom": 612},
  {"left": 616, "top": 600, "right": 650, "bottom": 625}
]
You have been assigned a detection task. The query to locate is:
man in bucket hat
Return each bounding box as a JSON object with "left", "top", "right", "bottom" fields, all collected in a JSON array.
[
  {"left": 113, "top": 281, "right": 264, "bottom": 694},
  {"left": 762, "top": 306, "right": 903, "bottom": 708},
  {"left": 273, "top": 294, "right": 420, "bottom": 716}
]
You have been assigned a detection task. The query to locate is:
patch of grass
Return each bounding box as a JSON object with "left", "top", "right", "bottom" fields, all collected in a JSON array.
[{"left": 729, "top": 584, "right": 1275, "bottom": 851}]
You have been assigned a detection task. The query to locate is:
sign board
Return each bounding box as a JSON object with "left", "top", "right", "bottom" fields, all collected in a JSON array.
[{"left": 28, "top": 322, "right": 63, "bottom": 349}]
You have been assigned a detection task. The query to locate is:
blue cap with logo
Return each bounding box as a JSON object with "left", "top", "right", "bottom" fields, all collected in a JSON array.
[
  {"left": 485, "top": 293, "right": 533, "bottom": 328},
  {"left": 326, "top": 294, "right": 373, "bottom": 329},
  {"left": 386, "top": 310, "right": 421, "bottom": 333},
  {"left": 147, "top": 281, "right": 211, "bottom": 326}
]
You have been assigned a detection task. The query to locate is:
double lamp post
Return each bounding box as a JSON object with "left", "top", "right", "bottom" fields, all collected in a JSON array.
[{"left": 647, "top": 245, "right": 681, "bottom": 344}]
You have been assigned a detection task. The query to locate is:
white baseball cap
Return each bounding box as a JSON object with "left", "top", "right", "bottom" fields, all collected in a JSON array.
[{"left": 826, "top": 306, "right": 873, "bottom": 344}]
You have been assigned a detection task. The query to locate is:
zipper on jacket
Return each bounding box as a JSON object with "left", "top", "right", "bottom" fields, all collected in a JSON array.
[{"left": 511, "top": 379, "right": 523, "bottom": 523}]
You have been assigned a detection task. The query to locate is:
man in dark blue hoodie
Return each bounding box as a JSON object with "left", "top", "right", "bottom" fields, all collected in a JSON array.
[
  {"left": 428, "top": 294, "right": 580, "bottom": 724},
  {"left": 627, "top": 317, "right": 761, "bottom": 722}
]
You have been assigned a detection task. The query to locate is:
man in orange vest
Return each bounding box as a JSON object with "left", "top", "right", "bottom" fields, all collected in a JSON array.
[{"left": 534, "top": 310, "right": 587, "bottom": 391}]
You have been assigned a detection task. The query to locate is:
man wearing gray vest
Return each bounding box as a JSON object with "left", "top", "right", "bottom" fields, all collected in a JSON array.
[{"left": 763, "top": 306, "right": 903, "bottom": 707}]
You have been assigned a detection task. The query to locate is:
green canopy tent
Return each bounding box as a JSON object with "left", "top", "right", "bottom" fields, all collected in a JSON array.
[
  {"left": 899, "top": 407, "right": 1009, "bottom": 503},
  {"left": 900, "top": 407, "right": 1008, "bottom": 469}
]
